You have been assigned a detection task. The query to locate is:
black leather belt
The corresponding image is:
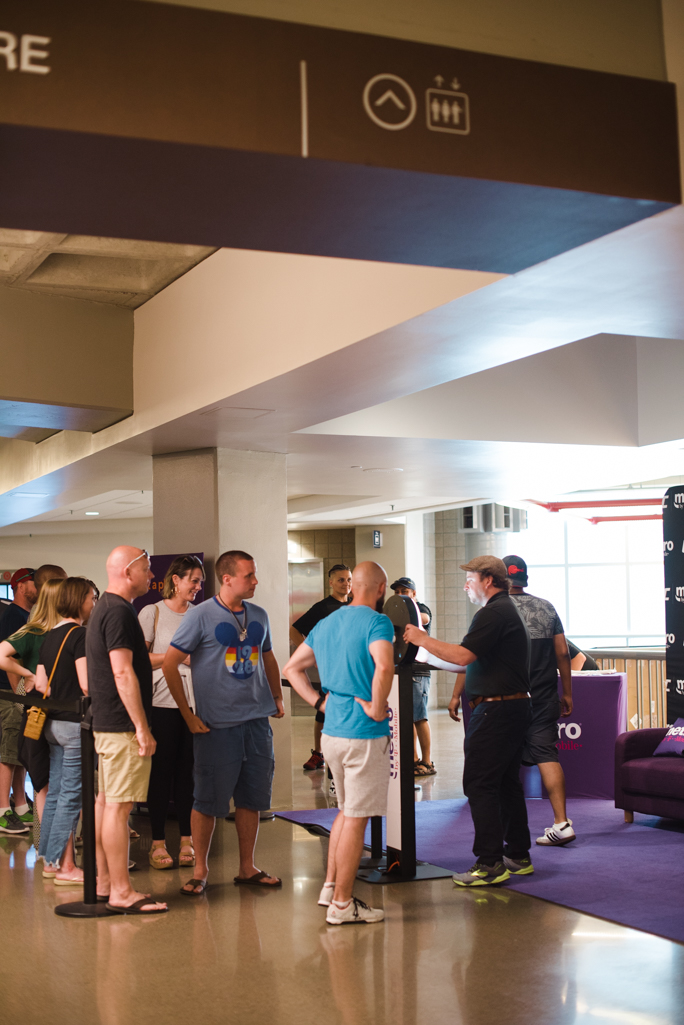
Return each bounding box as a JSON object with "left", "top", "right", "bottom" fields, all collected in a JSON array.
[{"left": 469, "top": 691, "right": 531, "bottom": 710}]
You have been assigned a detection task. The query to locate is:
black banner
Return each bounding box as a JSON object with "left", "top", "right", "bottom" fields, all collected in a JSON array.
[{"left": 663, "top": 486, "right": 684, "bottom": 724}]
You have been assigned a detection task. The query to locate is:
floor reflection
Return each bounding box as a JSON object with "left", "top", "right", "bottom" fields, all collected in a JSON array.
[{"left": 0, "top": 710, "right": 681, "bottom": 1025}]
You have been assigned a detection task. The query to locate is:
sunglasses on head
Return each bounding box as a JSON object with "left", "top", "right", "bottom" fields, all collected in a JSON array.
[{"left": 125, "top": 549, "right": 150, "bottom": 572}]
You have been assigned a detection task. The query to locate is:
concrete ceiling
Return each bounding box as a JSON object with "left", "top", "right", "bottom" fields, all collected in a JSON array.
[
  {"left": 299, "top": 333, "right": 684, "bottom": 448},
  {"left": 17, "top": 489, "right": 153, "bottom": 523},
  {"left": 0, "top": 228, "right": 215, "bottom": 309},
  {"left": 2, "top": 203, "right": 684, "bottom": 531}
]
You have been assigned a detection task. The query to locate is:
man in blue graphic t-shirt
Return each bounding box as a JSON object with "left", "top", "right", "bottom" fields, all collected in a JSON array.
[
  {"left": 163, "top": 550, "right": 284, "bottom": 896},
  {"left": 284, "top": 561, "right": 394, "bottom": 926}
]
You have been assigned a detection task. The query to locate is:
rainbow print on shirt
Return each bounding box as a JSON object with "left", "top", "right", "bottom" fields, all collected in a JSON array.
[
  {"left": 215, "top": 621, "right": 265, "bottom": 679},
  {"left": 224, "top": 644, "right": 260, "bottom": 673}
]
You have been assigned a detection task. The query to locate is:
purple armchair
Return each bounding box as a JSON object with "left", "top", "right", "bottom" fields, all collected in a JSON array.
[{"left": 615, "top": 728, "right": 684, "bottom": 823}]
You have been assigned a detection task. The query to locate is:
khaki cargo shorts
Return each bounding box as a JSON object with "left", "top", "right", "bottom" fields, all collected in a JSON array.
[
  {"left": 0, "top": 697, "right": 23, "bottom": 766},
  {"left": 94, "top": 731, "right": 151, "bottom": 803},
  {"left": 321, "top": 735, "right": 390, "bottom": 818}
]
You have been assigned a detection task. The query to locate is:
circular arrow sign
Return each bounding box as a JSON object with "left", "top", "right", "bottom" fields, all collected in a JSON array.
[{"left": 362, "top": 74, "right": 417, "bottom": 131}]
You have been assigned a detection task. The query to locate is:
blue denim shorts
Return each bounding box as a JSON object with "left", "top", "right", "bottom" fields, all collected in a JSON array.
[
  {"left": 193, "top": 717, "right": 274, "bottom": 818},
  {"left": 412, "top": 674, "right": 431, "bottom": 723}
]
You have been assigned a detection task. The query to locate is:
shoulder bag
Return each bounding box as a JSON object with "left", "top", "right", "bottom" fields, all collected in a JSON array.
[{"left": 24, "top": 626, "right": 78, "bottom": 740}]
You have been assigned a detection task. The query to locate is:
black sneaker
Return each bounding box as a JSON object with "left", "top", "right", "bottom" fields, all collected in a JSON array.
[
  {"left": 453, "top": 861, "right": 510, "bottom": 887},
  {"left": 0, "top": 809, "right": 30, "bottom": 835}
]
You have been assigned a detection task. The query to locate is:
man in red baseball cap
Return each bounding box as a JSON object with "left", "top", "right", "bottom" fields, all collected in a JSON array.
[{"left": 0, "top": 569, "right": 37, "bottom": 834}]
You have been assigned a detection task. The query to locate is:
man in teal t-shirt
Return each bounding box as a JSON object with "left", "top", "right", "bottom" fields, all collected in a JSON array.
[{"left": 284, "top": 562, "right": 394, "bottom": 926}]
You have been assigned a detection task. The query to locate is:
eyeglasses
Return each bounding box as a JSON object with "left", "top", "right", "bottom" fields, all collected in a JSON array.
[{"left": 124, "top": 549, "right": 150, "bottom": 572}]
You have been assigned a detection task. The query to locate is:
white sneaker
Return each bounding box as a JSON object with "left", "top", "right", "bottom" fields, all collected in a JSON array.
[
  {"left": 318, "top": 882, "right": 335, "bottom": 906},
  {"left": 536, "top": 819, "right": 576, "bottom": 846},
  {"left": 328, "top": 779, "right": 336, "bottom": 796},
  {"left": 326, "top": 896, "right": 385, "bottom": 925}
]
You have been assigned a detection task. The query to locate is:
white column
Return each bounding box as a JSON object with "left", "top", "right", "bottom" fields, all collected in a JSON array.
[{"left": 153, "top": 447, "right": 292, "bottom": 809}]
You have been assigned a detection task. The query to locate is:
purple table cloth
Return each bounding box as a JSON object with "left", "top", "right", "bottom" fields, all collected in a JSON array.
[{"left": 461, "top": 673, "right": 628, "bottom": 799}]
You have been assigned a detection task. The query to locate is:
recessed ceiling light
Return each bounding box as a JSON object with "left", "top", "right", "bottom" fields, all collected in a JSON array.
[
  {"left": 15, "top": 492, "right": 49, "bottom": 497},
  {"left": 362, "top": 467, "right": 404, "bottom": 474},
  {"left": 85, "top": 511, "right": 99, "bottom": 516}
]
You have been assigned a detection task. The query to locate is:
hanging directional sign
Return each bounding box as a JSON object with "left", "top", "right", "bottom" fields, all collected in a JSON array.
[{"left": 0, "top": 0, "right": 679, "bottom": 273}]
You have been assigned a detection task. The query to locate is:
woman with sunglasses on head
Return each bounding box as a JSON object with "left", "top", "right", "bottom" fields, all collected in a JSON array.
[
  {"left": 35, "top": 577, "right": 97, "bottom": 884},
  {"left": 0, "top": 578, "right": 65, "bottom": 837},
  {"left": 138, "top": 556, "right": 204, "bottom": 870}
]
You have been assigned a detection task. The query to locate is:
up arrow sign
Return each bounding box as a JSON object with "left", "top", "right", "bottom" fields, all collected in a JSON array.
[{"left": 374, "top": 89, "right": 406, "bottom": 110}]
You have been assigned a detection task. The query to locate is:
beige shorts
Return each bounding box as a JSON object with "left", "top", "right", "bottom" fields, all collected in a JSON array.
[
  {"left": 94, "top": 731, "right": 151, "bottom": 803},
  {"left": 321, "top": 735, "right": 390, "bottom": 818}
]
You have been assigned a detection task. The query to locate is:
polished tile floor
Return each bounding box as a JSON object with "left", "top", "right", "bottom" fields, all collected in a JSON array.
[{"left": 1, "top": 711, "right": 682, "bottom": 1025}]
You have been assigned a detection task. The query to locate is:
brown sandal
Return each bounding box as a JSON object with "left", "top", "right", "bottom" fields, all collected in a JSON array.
[
  {"left": 149, "top": 844, "right": 174, "bottom": 870},
  {"left": 180, "top": 878, "right": 208, "bottom": 896},
  {"left": 414, "top": 760, "right": 436, "bottom": 777},
  {"left": 179, "top": 841, "right": 195, "bottom": 867},
  {"left": 234, "top": 870, "right": 282, "bottom": 887},
  {"left": 106, "top": 898, "right": 167, "bottom": 915}
]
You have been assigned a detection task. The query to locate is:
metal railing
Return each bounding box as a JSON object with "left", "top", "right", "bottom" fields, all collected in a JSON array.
[{"left": 588, "top": 648, "right": 666, "bottom": 730}]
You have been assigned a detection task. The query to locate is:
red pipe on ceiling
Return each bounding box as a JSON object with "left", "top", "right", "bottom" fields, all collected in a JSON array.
[
  {"left": 587, "top": 514, "right": 663, "bottom": 524},
  {"left": 529, "top": 498, "right": 662, "bottom": 512}
]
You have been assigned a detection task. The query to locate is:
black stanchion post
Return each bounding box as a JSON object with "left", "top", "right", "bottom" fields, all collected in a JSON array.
[
  {"left": 357, "top": 595, "right": 452, "bottom": 885},
  {"left": 370, "top": 816, "right": 383, "bottom": 859},
  {"left": 397, "top": 663, "right": 417, "bottom": 875},
  {"left": 359, "top": 815, "right": 384, "bottom": 869},
  {"left": 55, "top": 697, "right": 116, "bottom": 918}
]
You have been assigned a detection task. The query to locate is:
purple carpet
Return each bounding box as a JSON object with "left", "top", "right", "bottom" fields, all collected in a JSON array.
[{"left": 276, "top": 799, "right": 684, "bottom": 943}]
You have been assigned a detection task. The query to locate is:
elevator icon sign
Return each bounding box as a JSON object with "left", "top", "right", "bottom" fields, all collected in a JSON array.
[{"left": 426, "top": 87, "right": 470, "bottom": 135}]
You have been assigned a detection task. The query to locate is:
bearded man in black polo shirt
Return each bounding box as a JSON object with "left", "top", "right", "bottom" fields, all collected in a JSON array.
[{"left": 404, "top": 555, "right": 532, "bottom": 887}]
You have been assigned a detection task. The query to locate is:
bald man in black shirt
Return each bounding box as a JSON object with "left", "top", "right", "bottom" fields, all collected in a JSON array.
[{"left": 405, "top": 556, "right": 532, "bottom": 887}]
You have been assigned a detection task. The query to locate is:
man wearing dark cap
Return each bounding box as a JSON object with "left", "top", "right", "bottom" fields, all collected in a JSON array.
[
  {"left": 0, "top": 569, "right": 38, "bottom": 834},
  {"left": 390, "top": 577, "right": 435, "bottom": 776},
  {"left": 504, "top": 555, "right": 576, "bottom": 847},
  {"left": 404, "top": 555, "right": 532, "bottom": 886}
]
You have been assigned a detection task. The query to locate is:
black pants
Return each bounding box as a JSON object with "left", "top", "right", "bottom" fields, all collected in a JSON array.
[
  {"left": 463, "top": 699, "right": 532, "bottom": 865},
  {"left": 148, "top": 707, "right": 194, "bottom": 840}
]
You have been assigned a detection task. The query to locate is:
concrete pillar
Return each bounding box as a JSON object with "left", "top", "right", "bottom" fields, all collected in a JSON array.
[
  {"left": 153, "top": 449, "right": 219, "bottom": 592},
  {"left": 152, "top": 447, "right": 292, "bottom": 809}
]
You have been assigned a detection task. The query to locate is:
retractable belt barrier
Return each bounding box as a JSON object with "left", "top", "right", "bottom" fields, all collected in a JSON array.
[
  {"left": 356, "top": 596, "right": 452, "bottom": 884},
  {"left": 2, "top": 690, "right": 117, "bottom": 918}
]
